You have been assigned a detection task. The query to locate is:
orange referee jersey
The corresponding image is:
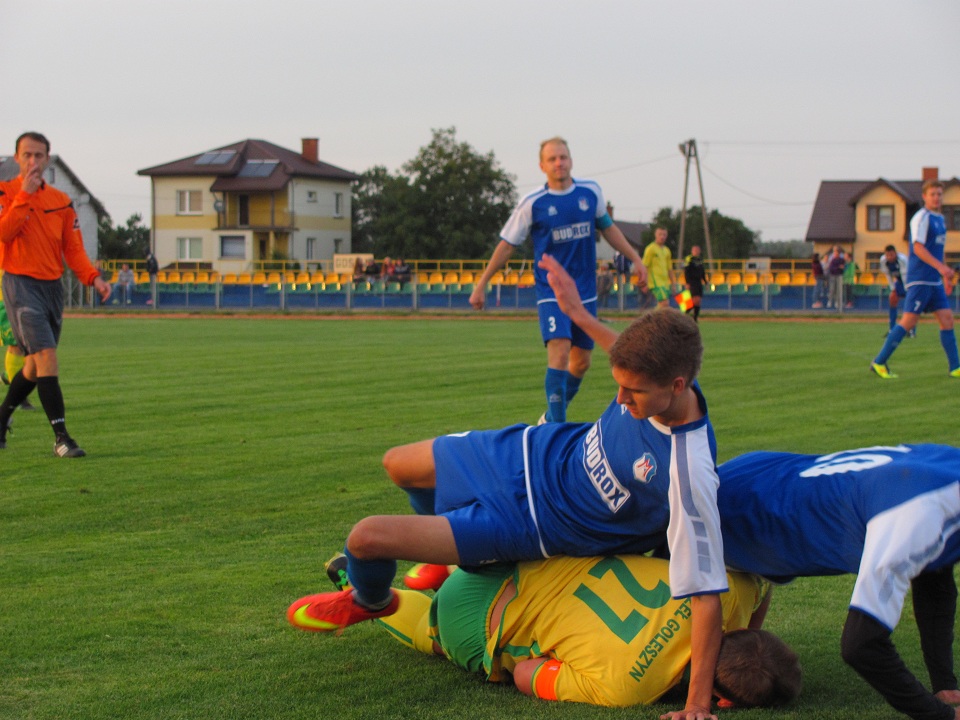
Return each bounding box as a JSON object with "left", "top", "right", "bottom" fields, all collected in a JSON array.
[{"left": 0, "top": 177, "right": 99, "bottom": 284}]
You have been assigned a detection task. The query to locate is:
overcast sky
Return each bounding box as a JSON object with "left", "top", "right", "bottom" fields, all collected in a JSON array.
[{"left": 3, "top": 0, "right": 959, "bottom": 244}]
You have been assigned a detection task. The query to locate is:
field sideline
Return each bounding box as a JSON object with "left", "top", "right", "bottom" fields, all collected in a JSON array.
[{"left": 1, "top": 314, "right": 957, "bottom": 720}]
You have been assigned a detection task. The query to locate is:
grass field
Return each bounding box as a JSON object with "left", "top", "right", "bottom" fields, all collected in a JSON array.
[{"left": 1, "top": 312, "right": 957, "bottom": 720}]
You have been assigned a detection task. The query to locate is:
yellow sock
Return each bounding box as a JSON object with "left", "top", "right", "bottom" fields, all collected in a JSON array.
[{"left": 5, "top": 349, "right": 24, "bottom": 381}]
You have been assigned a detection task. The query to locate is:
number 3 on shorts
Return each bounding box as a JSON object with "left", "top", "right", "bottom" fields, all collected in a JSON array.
[{"left": 548, "top": 315, "right": 557, "bottom": 333}]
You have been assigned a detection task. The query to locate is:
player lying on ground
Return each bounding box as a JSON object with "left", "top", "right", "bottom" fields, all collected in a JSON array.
[
  {"left": 718, "top": 445, "right": 960, "bottom": 720},
  {"left": 288, "top": 254, "right": 729, "bottom": 720},
  {"left": 366, "top": 554, "right": 801, "bottom": 709}
]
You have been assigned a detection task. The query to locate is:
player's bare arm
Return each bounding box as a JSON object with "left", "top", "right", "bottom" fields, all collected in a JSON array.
[
  {"left": 470, "top": 240, "right": 515, "bottom": 310},
  {"left": 600, "top": 224, "right": 647, "bottom": 286}
]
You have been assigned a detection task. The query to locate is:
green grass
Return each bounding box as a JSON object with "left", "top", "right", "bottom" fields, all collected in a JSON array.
[{"left": 0, "top": 313, "right": 956, "bottom": 720}]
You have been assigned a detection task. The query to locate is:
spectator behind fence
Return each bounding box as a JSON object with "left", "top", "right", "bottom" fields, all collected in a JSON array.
[
  {"left": 112, "top": 263, "right": 135, "bottom": 304},
  {"left": 811, "top": 252, "right": 826, "bottom": 308},
  {"left": 842, "top": 252, "right": 858, "bottom": 309},
  {"left": 352, "top": 257, "right": 365, "bottom": 283},
  {"left": 391, "top": 258, "right": 411, "bottom": 284},
  {"left": 826, "top": 246, "right": 845, "bottom": 309},
  {"left": 595, "top": 262, "right": 614, "bottom": 309}
]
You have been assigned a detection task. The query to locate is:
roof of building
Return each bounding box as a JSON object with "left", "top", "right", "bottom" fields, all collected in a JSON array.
[
  {"left": 0, "top": 155, "right": 109, "bottom": 220},
  {"left": 806, "top": 176, "right": 960, "bottom": 243},
  {"left": 137, "top": 138, "right": 360, "bottom": 192}
]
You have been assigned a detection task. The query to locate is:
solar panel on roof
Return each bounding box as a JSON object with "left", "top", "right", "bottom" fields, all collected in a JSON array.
[
  {"left": 196, "top": 150, "right": 237, "bottom": 165},
  {"left": 238, "top": 160, "right": 278, "bottom": 177}
]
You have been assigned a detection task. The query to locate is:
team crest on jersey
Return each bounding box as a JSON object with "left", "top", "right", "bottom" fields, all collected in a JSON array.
[
  {"left": 548, "top": 205, "right": 558, "bottom": 216},
  {"left": 578, "top": 197, "right": 589, "bottom": 212},
  {"left": 633, "top": 453, "right": 656, "bottom": 484},
  {"left": 73, "top": 217, "right": 80, "bottom": 229}
]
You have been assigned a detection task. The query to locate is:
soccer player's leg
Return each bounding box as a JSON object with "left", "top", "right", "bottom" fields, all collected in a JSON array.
[
  {"left": 288, "top": 515, "right": 458, "bottom": 634},
  {"left": 382, "top": 438, "right": 438, "bottom": 514},
  {"left": 931, "top": 301, "right": 960, "bottom": 375},
  {"left": 565, "top": 302, "right": 596, "bottom": 413},
  {"left": 540, "top": 303, "right": 573, "bottom": 422},
  {"left": 374, "top": 588, "right": 436, "bottom": 653}
]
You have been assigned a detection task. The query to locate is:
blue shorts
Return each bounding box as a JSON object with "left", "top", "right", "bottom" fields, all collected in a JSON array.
[
  {"left": 536, "top": 299, "right": 597, "bottom": 349},
  {"left": 433, "top": 427, "right": 546, "bottom": 566},
  {"left": 892, "top": 280, "right": 906, "bottom": 298},
  {"left": 1, "top": 273, "right": 63, "bottom": 355},
  {"left": 903, "top": 284, "right": 949, "bottom": 315}
]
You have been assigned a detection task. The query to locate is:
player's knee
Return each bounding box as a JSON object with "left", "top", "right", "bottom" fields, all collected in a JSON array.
[
  {"left": 346, "top": 517, "right": 386, "bottom": 559},
  {"left": 382, "top": 446, "right": 409, "bottom": 486}
]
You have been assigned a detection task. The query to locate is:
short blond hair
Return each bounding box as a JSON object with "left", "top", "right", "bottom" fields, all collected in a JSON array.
[
  {"left": 539, "top": 136, "right": 569, "bottom": 161},
  {"left": 922, "top": 179, "right": 944, "bottom": 194}
]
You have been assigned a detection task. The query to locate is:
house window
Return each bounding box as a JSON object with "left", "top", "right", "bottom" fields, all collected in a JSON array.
[
  {"left": 306, "top": 237, "right": 316, "bottom": 260},
  {"left": 334, "top": 192, "right": 343, "bottom": 217},
  {"left": 220, "top": 235, "right": 245, "bottom": 259},
  {"left": 177, "top": 237, "right": 203, "bottom": 260},
  {"left": 943, "top": 205, "right": 960, "bottom": 232},
  {"left": 866, "top": 205, "right": 894, "bottom": 232},
  {"left": 238, "top": 195, "right": 250, "bottom": 226},
  {"left": 177, "top": 190, "right": 202, "bottom": 215},
  {"left": 307, "top": 190, "right": 317, "bottom": 203}
]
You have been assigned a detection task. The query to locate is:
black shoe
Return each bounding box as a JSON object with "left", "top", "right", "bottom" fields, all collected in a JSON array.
[
  {"left": 19, "top": 399, "right": 36, "bottom": 411},
  {"left": 325, "top": 553, "right": 350, "bottom": 591},
  {"left": 0, "top": 416, "right": 12, "bottom": 449},
  {"left": 54, "top": 436, "right": 86, "bottom": 458}
]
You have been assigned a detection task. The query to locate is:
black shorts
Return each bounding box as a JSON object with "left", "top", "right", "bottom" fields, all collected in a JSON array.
[{"left": 1, "top": 273, "right": 63, "bottom": 355}]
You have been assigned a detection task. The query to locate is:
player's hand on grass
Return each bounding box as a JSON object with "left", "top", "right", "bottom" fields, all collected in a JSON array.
[{"left": 659, "top": 704, "right": 717, "bottom": 720}]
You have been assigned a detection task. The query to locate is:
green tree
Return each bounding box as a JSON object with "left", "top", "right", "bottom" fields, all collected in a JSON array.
[
  {"left": 98, "top": 213, "right": 150, "bottom": 260},
  {"left": 352, "top": 127, "right": 516, "bottom": 258},
  {"left": 641, "top": 206, "right": 757, "bottom": 260}
]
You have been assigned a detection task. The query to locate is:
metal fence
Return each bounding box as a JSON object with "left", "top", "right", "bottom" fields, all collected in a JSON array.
[{"left": 64, "top": 274, "right": 960, "bottom": 315}]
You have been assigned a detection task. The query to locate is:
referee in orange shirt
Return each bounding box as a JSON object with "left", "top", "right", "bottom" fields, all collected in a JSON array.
[{"left": 0, "top": 132, "right": 110, "bottom": 457}]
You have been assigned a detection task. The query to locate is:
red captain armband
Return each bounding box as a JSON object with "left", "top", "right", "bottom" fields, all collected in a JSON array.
[{"left": 532, "top": 658, "right": 563, "bottom": 701}]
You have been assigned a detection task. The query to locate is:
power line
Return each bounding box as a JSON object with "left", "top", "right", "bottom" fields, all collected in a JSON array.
[
  {"left": 699, "top": 162, "right": 811, "bottom": 206},
  {"left": 706, "top": 139, "right": 960, "bottom": 147}
]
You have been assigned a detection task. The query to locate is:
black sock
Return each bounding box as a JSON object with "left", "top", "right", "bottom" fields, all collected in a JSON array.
[
  {"left": 693, "top": 306, "right": 701, "bottom": 321},
  {"left": 0, "top": 371, "right": 37, "bottom": 432},
  {"left": 36, "top": 376, "right": 68, "bottom": 438}
]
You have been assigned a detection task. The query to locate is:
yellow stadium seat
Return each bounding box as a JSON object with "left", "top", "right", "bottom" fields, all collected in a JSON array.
[
  {"left": 443, "top": 271, "right": 459, "bottom": 284},
  {"left": 518, "top": 272, "right": 535, "bottom": 287},
  {"left": 136, "top": 271, "right": 150, "bottom": 283},
  {"left": 725, "top": 272, "right": 742, "bottom": 285},
  {"left": 221, "top": 273, "right": 237, "bottom": 284},
  {"left": 266, "top": 272, "right": 281, "bottom": 285},
  {"left": 311, "top": 271, "right": 326, "bottom": 284},
  {"left": 180, "top": 272, "right": 195, "bottom": 283},
  {"left": 503, "top": 271, "right": 520, "bottom": 285},
  {"left": 208, "top": 272, "right": 220, "bottom": 284},
  {"left": 775, "top": 272, "right": 792, "bottom": 285},
  {"left": 459, "top": 271, "right": 474, "bottom": 284},
  {"left": 339, "top": 273, "right": 353, "bottom": 284},
  {"left": 743, "top": 272, "right": 759, "bottom": 285},
  {"left": 759, "top": 272, "right": 775, "bottom": 285},
  {"left": 858, "top": 272, "right": 874, "bottom": 285},
  {"left": 155, "top": 271, "right": 168, "bottom": 283},
  {"left": 195, "top": 271, "right": 210, "bottom": 283},
  {"left": 167, "top": 271, "right": 181, "bottom": 283},
  {"left": 489, "top": 271, "right": 505, "bottom": 285},
  {"left": 709, "top": 271, "right": 725, "bottom": 285},
  {"left": 296, "top": 272, "right": 311, "bottom": 284},
  {"left": 325, "top": 272, "right": 340, "bottom": 284},
  {"left": 252, "top": 272, "right": 267, "bottom": 284},
  {"left": 428, "top": 272, "right": 444, "bottom": 285},
  {"left": 791, "top": 272, "right": 808, "bottom": 285}
]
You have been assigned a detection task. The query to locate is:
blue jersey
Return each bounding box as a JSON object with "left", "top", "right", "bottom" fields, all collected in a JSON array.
[
  {"left": 435, "top": 384, "right": 727, "bottom": 599},
  {"left": 907, "top": 208, "right": 947, "bottom": 287},
  {"left": 500, "top": 179, "right": 612, "bottom": 303},
  {"left": 717, "top": 444, "right": 960, "bottom": 629}
]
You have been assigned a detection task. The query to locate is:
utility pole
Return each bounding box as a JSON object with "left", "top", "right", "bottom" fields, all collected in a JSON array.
[{"left": 677, "top": 139, "right": 714, "bottom": 270}]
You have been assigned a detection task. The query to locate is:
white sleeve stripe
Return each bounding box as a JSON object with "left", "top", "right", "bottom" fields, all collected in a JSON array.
[{"left": 521, "top": 425, "right": 551, "bottom": 559}]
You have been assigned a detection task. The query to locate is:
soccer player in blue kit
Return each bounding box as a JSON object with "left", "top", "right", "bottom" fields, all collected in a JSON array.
[
  {"left": 290, "top": 254, "right": 728, "bottom": 720},
  {"left": 717, "top": 444, "right": 960, "bottom": 720},
  {"left": 469, "top": 137, "right": 646, "bottom": 422},
  {"left": 871, "top": 179, "right": 960, "bottom": 379}
]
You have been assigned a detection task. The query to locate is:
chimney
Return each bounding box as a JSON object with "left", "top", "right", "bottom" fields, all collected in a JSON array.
[
  {"left": 302, "top": 138, "right": 318, "bottom": 163},
  {"left": 922, "top": 166, "right": 939, "bottom": 181},
  {"left": 606, "top": 201, "right": 614, "bottom": 218}
]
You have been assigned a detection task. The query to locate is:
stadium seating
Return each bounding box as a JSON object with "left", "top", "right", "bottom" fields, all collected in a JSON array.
[
  {"left": 428, "top": 272, "right": 444, "bottom": 285},
  {"left": 743, "top": 272, "right": 759, "bottom": 285},
  {"left": 774, "top": 271, "right": 792, "bottom": 285},
  {"left": 459, "top": 271, "right": 475, "bottom": 284},
  {"left": 443, "top": 271, "right": 459, "bottom": 284},
  {"left": 725, "top": 272, "right": 742, "bottom": 285},
  {"left": 791, "top": 272, "right": 808, "bottom": 285},
  {"left": 709, "top": 271, "right": 725, "bottom": 285},
  {"left": 518, "top": 272, "right": 535, "bottom": 287}
]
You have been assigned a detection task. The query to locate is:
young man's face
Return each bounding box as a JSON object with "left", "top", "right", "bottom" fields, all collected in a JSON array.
[
  {"left": 884, "top": 249, "right": 897, "bottom": 263},
  {"left": 923, "top": 186, "right": 943, "bottom": 212},
  {"left": 539, "top": 141, "right": 572, "bottom": 189},
  {"left": 15, "top": 137, "right": 49, "bottom": 179},
  {"left": 655, "top": 229, "right": 668, "bottom": 246},
  {"left": 611, "top": 366, "right": 680, "bottom": 420}
]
